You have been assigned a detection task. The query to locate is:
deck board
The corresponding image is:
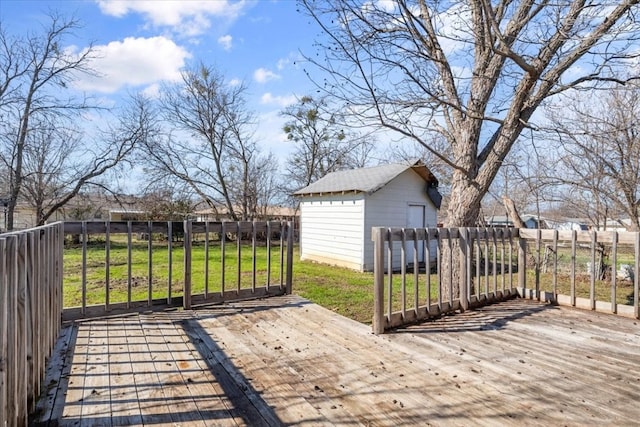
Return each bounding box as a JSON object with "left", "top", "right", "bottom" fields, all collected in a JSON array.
[{"left": 33, "top": 296, "right": 640, "bottom": 426}]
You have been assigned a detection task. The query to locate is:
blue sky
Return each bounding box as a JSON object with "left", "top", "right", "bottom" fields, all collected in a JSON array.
[{"left": 0, "top": 0, "right": 319, "bottom": 158}]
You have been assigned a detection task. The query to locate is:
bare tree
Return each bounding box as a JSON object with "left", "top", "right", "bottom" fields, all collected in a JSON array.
[
  {"left": 300, "top": 0, "right": 639, "bottom": 296},
  {"left": 281, "top": 95, "right": 374, "bottom": 191},
  {"left": 546, "top": 85, "right": 640, "bottom": 231},
  {"left": 0, "top": 12, "right": 97, "bottom": 229},
  {"left": 16, "top": 94, "right": 154, "bottom": 226},
  {"left": 139, "top": 63, "right": 278, "bottom": 221},
  {"left": 300, "top": 0, "right": 639, "bottom": 227}
]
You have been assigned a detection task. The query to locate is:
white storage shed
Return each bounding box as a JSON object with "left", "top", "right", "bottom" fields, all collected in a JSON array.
[{"left": 294, "top": 160, "right": 442, "bottom": 272}]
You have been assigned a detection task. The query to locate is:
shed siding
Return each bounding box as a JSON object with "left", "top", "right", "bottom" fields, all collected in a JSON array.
[
  {"left": 299, "top": 194, "right": 366, "bottom": 270},
  {"left": 364, "top": 170, "right": 437, "bottom": 271}
]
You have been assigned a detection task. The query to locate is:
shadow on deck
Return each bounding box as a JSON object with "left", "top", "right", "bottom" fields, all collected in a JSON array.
[{"left": 32, "top": 295, "right": 640, "bottom": 426}]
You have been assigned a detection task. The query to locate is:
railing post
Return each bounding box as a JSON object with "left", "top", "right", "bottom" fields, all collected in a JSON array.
[
  {"left": 518, "top": 229, "right": 527, "bottom": 297},
  {"left": 183, "top": 220, "right": 192, "bottom": 310},
  {"left": 286, "top": 221, "right": 294, "bottom": 295},
  {"left": 373, "top": 227, "right": 386, "bottom": 334}
]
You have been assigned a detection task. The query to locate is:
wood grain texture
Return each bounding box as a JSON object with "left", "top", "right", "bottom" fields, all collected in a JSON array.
[{"left": 34, "top": 296, "right": 640, "bottom": 426}]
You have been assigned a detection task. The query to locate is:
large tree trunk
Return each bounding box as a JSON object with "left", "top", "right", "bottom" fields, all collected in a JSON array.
[
  {"left": 503, "top": 196, "right": 526, "bottom": 228},
  {"left": 441, "top": 170, "right": 483, "bottom": 304}
]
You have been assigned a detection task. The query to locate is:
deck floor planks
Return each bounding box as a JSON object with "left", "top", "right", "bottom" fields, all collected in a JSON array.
[
  {"left": 203, "top": 300, "right": 516, "bottom": 426},
  {"left": 394, "top": 300, "right": 640, "bottom": 424},
  {"left": 139, "top": 313, "right": 207, "bottom": 427},
  {"left": 32, "top": 323, "right": 75, "bottom": 424},
  {"left": 106, "top": 317, "right": 143, "bottom": 426},
  {"left": 145, "top": 311, "right": 243, "bottom": 426},
  {"left": 186, "top": 312, "right": 323, "bottom": 426},
  {"left": 194, "top": 309, "right": 349, "bottom": 425},
  {"left": 263, "top": 301, "right": 535, "bottom": 426},
  {"left": 59, "top": 322, "right": 89, "bottom": 425},
  {"left": 248, "top": 300, "right": 499, "bottom": 421},
  {"left": 79, "top": 320, "right": 112, "bottom": 426},
  {"left": 34, "top": 296, "right": 640, "bottom": 426},
  {"left": 122, "top": 313, "right": 177, "bottom": 426},
  {"left": 170, "top": 316, "right": 262, "bottom": 427},
  {"left": 205, "top": 303, "right": 430, "bottom": 425}
]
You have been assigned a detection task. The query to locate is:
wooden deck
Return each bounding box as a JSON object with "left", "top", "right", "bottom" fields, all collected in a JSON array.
[{"left": 32, "top": 295, "right": 640, "bottom": 426}]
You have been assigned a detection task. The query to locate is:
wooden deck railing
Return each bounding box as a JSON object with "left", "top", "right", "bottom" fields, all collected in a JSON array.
[
  {"left": 62, "top": 220, "right": 295, "bottom": 320},
  {"left": 372, "top": 227, "right": 640, "bottom": 333},
  {"left": 518, "top": 228, "right": 640, "bottom": 318},
  {"left": 1, "top": 220, "right": 293, "bottom": 426},
  {"left": 0, "top": 222, "right": 64, "bottom": 426}
]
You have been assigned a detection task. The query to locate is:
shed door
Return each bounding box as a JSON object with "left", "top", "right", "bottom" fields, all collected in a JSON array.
[{"left": 407, "top": 204, "right": 425, "bottom": 264}]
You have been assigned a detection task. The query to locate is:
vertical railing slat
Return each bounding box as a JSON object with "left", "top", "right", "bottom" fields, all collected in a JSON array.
[
  {"left": 147, "top": 221, "right": 153, "bottom": 306},
  {"left": 237, "top": 222, "right": 242, "bottom": 294},
  {"left": 535, "top": 228, "right": 541, "bottom": 300},
  {"left": 204, "top": 221, "right": 210, "bottom": 299},
  {"left": 286, "top": 221, "right": 294, "bottom": 295},
  {"left": 476, "top": 230, "right": 481, "bottom": 298},
  {"left": 252, "top": 222, "right": 257, "bottom": 292},
  {"left": 0, "top": 238, "right": 8, "bottom": 426},
  {"left": 372, "top": 227, "right": 385, "bottom": 334},
  {"left": 425, "top": 228, "right": 431, "bottom": 311},
  {"left": 508, "top": 229, "right": 513, "bottom": 291},
  {"left": 634, "top": 232, "right": 639, "bottom": 319},
  {"left": 571, "top": 230, "right": 577, "bottom": 306},
  {"left": 280, "top": 221, "right": 285, "bottom": 289},
  {"left": 436, "top": 229, "right": 442, "bottom": 311},
  {"left": 552, "top": 229, "right": 558, "bottom": 298},
  {"left": 221, "top": 222, "right": 226, "bottom": 296},
  {"left": 16, "top": 233, "right": 28, "bottom": 425},
  {"left": 167, "top": 221, "right": 172, "bottom": 304},
  {"left": 266, "top": 222, "right": 272, "bottom": 290},
  {"left": 590, "top": 231, "right": 597, "bottom": 310},
  {"left": 500, "top": 229, "right": 505, "bottom": 294},
  {"left": 413, "top": 229, "right": 419, "bottom": 317},
  {"left": 105, "top": 221, "right": 110, "bottom": 311},
  {"left": 81, "top": 221, "right": 87, "bottom": 315},
  {"left": 492, "top": 229, "right": 498, "bottom": 295},
  {"left": 460, "top": 228, "right": 469, "bottom": 311},
  {"left": 611, "top": 231, "right": 618, "bottom": 314},
  {"left": 126, "top": 221, "right": 132, "bottom": 309},
  {"left": 518, "top": 229, "right": 527, "bottom": 295},
  {"left": 400, "top": 229, "right": 406, "bottom": 319},
  {"left": 387, "top": 231, "right": 393, "bottom": 321},
  {"left": 184, "top": 220, "right": 192, "bottom": 310}
]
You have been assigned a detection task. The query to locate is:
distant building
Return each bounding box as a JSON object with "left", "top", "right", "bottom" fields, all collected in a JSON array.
[
  {"left": 294, "top": 160, "right": 441, "bottom": 272},
  {"left": 484, "top": 214, "right": 548, "bottom": 229}
]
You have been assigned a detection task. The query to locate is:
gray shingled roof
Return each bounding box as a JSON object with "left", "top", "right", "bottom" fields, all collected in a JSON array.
[{"left": 294, "top": 160, "right": 437, "bottom": 196}]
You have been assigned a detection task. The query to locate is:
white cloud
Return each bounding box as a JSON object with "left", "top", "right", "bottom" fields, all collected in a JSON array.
[
  {"left": 72, "top": 36, "right": 190, "bottom": 93},
  {"left": 376, "top": 0, "right": 396, "bottom": 12},
  {"left": 276, "top": 58, "right": 289, "bottom": 71},
  {"left": 260, "top": 92, "right": 296, "bottom": 107},
  {"left": 218, "top": 34, "right": 233, "bottom": 50},
  {"left": 254, "top": 68, "right": 280, "bottom": 83},
  {"left": 141, "top": 83, "right": 161, "bottom": 98},
  {"left": 435, "top": 3, "right": 473, "bottom": 55},
  {"left": 96, "top": 0, "right": 247, "bottom": 36}
]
